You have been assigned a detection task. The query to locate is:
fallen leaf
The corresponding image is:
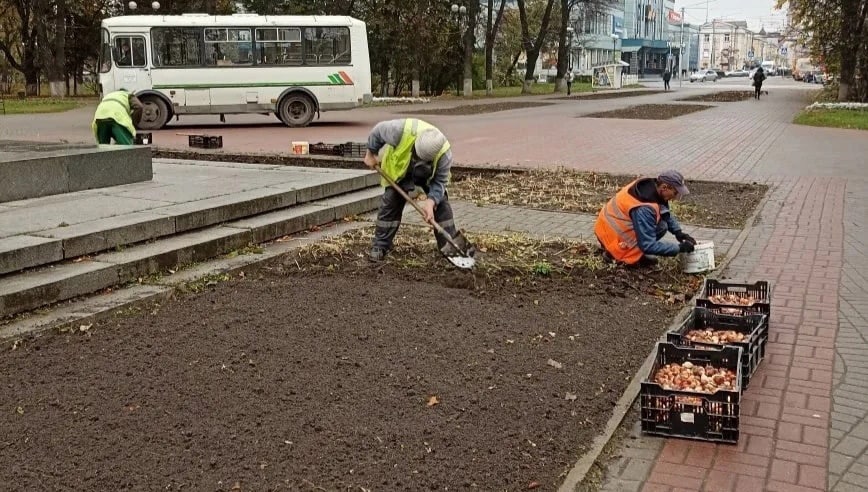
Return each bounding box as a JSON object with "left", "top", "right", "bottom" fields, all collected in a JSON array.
[
  {"left": 427, "top": 396, "right": 439, "bottom": 407},
  {"left": 15, "top": 406, "right": 24, "bottom": 415}
]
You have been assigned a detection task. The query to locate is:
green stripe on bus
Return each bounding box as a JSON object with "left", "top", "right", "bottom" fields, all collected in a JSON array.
[
  {"left": 151, "top": 81, "right": 349, "bottom": 89},
  {"left": 328, "top": 74, "right": 341, "bottom": 84}
]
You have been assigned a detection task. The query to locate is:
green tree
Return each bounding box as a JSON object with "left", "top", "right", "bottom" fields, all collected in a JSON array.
[{"left": 778, "top": 0, "right": 868, "bottom": 101}]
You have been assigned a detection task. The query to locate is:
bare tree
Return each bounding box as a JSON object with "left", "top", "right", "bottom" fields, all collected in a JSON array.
[{"left": 517, "top": 0, "right": 556, "bottom": 93}]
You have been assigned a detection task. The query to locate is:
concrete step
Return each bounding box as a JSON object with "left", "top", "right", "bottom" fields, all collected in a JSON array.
[
  {"left": 0, "top": 166, "right": 378, "bottom": 276},
  {"left": 0, "top": 187, "right": 381, "bottom": 318}
]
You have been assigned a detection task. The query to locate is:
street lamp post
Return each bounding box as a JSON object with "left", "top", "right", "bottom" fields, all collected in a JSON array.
[
  {"left": 450, "top": 3, "right": 467, "bottom": 96},
  {"left": 567, "top": 26, "right": 575, "bottom": 70},
  {"left": 611, "top": 34, "right": 618, "bottom": 63}
]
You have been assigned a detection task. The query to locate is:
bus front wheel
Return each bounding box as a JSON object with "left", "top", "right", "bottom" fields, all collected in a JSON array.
[
  {"left": 278, "top": 93, "right": 316, "bottom": 127},
  {"left": 138, "top": 96, "right": 170, "bottom": 130}
]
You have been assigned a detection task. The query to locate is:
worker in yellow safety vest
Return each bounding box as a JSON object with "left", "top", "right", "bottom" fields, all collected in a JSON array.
[
  {"left": 363, "top": 118, "right": 462, "bottom": 262},
  {"left": 91, "top": 88, "right": 143, "bottom": 145}
]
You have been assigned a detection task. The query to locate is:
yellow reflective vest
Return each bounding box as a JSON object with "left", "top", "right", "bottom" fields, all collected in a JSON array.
[
  {"left": 379, "top": 118, "right": 450, "bottom": 187},
  {"left": 91, "top": 90, "right": 136, "bottom": 138}
]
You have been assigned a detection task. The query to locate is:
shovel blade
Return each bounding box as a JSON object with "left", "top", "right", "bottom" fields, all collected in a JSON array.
[{"left": 439, "top": 231, "right": 476, "bottom": 270}]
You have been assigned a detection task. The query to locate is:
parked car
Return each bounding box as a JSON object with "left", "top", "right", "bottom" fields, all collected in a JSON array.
[
  {"left": 726, "top": 69, "right": 749, "bottom": 77},
  {"left": 714, "top": 69, "right": 727, "bottom": 79},
  {"left": 690, "top": 69, "right": 718, "bottom": 82}
]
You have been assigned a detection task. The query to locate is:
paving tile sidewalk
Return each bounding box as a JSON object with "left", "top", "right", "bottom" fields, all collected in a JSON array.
[
  {"left": 593, "top": 91, "right": 868, "bottom": 491},
  {"left": 401, "top": 201, "right": 740, "bottom": 253}
]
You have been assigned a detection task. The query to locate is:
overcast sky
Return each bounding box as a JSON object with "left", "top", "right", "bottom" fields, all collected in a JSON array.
[{"left": 675, "top": 0, "right": 788, "bottom": 31}]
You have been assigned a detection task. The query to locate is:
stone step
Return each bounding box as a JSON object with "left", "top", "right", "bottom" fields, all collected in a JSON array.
[
  {"left": 0, "top": 169, "right": 378, "bottom": 276},
  {"left": 0, "top": 187, "right": 381, "bottom": 318}
]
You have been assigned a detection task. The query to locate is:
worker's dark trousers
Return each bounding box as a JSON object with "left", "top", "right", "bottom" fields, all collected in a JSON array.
[
  {"left": 372, "top": 186, "right": 458, "bottom": 252},
  {"left": 755, "top": 83, "right": 763, "bottom": 99}
]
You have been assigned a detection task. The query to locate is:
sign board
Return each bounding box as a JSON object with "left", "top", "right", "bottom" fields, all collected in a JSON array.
[
  {"left": 780, "top": 47, "right": 788, "bottom": 55},
  {"left": 748, "top": 50, "right": 754, "bottom": 59},
  {"left": 668, "top": 9, "right": 682, "bottom": 23},
  {"left": 612, "top": 17, "right": 624, "bottom": 37}
]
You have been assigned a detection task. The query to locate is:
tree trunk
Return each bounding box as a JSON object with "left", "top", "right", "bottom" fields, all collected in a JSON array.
[
  {"left": 523, "top": 49, "right": 542, "bottom": 91},
  {"left": 49, "top": 1, "right": 67, "bottom": 97},
  {"left": 554, "top": 0, "right": 570, "bottom": 93},
  {"left": 462, "top": 0, "right": 479, "bottom": 97},
  {"left": 485, "top": 0, "right": 507, "bottom": 96}
]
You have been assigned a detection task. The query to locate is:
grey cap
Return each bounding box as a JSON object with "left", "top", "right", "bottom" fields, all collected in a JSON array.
[
  {"left": 414, "top": 128, "right": 447, "bottom": 162},
  {"left": 658, "top": 170, "right": 690, "bottom": 197}
]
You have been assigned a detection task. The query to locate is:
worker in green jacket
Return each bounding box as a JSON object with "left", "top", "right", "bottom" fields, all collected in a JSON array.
[{"left": 91, "top": 88, "right": 144, "bottom": 145}]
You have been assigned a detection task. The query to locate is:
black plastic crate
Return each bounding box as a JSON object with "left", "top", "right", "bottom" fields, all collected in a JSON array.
[
  {"left": 666, "top": 307, "right": 768, "bottom": 389},
  {"left": 696, "top": 280, "right": 771, "bottom": 316},
  {"left": 641, "top": 342, "right": 743, "bottom": 444},
  {"left": 339, "top": 142, "right": 367, "bottom": 158},
  {"left": 188, "top": 134, "right": 223, "bottom": 149},
  {"left": 134, "top": 132, "right": 153, "bottom": 145},
  {"left": 309, "top": 142, "right": 343, "bottom": 156}
]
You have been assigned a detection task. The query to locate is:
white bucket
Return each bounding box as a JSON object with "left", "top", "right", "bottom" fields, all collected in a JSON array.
[
  {"left": 681, "top": 240, "right": 715, "bottom": 274},
  {"left": 291, "top": 141, "right": 309, "bottom": 155}
]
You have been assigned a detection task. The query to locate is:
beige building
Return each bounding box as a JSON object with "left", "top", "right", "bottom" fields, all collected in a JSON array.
[{"left": 697, "top": 20, "right": 753, "bottom": 70}]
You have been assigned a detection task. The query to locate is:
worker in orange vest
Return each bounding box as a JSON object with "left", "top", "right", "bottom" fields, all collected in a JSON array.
[{"left": 594, "top": 170, "right": 697, "bottom": 267}]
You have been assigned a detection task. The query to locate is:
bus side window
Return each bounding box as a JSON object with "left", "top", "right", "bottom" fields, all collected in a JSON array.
[
  {"left": 115, "top": 37, "right": 133, "bottom": 67},
  {"left": 303, "top": 27, "right": 351, "bottom": 66}
]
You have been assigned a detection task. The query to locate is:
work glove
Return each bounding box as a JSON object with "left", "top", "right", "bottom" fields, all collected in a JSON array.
[
  {"left": 679, "top": 242, "right": 695, "bottom": 253},
  {"left": 675, "top": 232, "right": 697, "bottom": 245}
]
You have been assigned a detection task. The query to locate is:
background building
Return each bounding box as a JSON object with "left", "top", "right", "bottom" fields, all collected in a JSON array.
[
  {"left": 698, "top": 20, "right": 753, "bottom": 70},
  {"left": 569, "top": 2, "right": 626, "bottom": 75}
]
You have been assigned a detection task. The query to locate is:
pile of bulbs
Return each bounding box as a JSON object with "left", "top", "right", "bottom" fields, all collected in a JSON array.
[
  {"left": 653, "top": 361, "right": 737, "bottom": 393},
  {"left": 708, "top": 293, "right": 762, "bottom": 305},
  {"left": 685, "top": 329, "right": 746, "bottom": 344}
]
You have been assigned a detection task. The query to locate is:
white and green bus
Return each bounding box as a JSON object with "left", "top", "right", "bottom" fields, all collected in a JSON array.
[{"left": 98, "top": 14, "right": 372, "bottom": 129}]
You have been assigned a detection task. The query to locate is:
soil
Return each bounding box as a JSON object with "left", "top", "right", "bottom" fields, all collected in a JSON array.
[
  {"left": 451, "top": 169, "right": 768, "bottom": 229},
  {"left": 549, "top": 90, "right": 664, "bottom": 101},
  {"left": 0, "top": 227, "right": 702, "bottom": 492},
  {"left": 398, "top": 101, "right": 555, "bottom": 116},
  {"left": 582, "top": 104, "right": 713, "bottom": 120},
  {"left": 677, "top": 91, "right": 756, "bottom": 102}
]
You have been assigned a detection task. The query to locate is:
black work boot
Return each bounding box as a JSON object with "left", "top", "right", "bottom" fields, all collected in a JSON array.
[
  {"left": 637, "top": 255, "right": 659, "bottom": 267},
  {"left": 368, "top": 247, "right": 387, "bottom": 263}
]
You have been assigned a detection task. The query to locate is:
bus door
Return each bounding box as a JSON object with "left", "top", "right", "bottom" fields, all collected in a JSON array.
[{"left": 111, "top": 34, "right": 152, "bottom": 94}]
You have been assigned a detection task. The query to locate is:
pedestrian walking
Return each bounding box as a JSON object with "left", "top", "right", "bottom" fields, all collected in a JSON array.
[
  {"left": 91, "top": 88, "right": 143, "bottom": 145},
  {"left": 363, "top": 118, "right": 465, "bottom": 262},
  {"left": 663, "top": 69, "right": 672, "bottom": 91},
  {"left": 566, "top": 67, "right": 574, "bottom": 96},
  {"left": 752, "top": 66, "right": 766, "bottom": 100}
]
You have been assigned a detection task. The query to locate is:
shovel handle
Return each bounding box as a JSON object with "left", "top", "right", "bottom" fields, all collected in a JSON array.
[{"left": 372, "top": 165, "right": 462, "bottom": 250}]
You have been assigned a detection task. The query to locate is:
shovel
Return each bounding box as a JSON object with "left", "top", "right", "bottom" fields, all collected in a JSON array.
[{"left": 373, "top": 165, "right": 476, "bottom": 270}]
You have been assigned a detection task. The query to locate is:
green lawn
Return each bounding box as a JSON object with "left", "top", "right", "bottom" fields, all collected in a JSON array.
[
  {"left": 438, "top": 82, "right": 594, "bottom": 99},
  {"left": 794, "top": 109, "right": 868, "bottom": 131},
  {"left": 0, "top": 98, "right": 92, "bottom": 115}
]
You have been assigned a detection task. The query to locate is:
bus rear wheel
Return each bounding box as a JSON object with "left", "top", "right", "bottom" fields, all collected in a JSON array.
[
  {"left": 278, "top": 93, "right": 316, "bottom": 127},
  {"left": 138, "top": 96, "right": 170, "bottom": 130}
]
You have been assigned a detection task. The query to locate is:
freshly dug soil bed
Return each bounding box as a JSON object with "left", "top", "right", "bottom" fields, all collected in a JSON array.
[
  {"left": 0, "top": 228, "right": 701, "bottom": 491},
  {"left": 677, "top": 91, "right": 755, "bottom": 102},
  {"left": 582, "top": 104, "right": 712, "bottom": 120},
  {"left": 550, "top": 90, "right": 664, "bottom": 101},
  {"left": 451, "top": 169, "right": 768, "bottom": 229},
  {"left": 398, "top": 101, "right": 554, "bottom": 116}
]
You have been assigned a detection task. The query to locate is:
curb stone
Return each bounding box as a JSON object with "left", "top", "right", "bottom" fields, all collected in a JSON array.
[{"left": 557, "top": 184, "right": 774, "bottom": 492}]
